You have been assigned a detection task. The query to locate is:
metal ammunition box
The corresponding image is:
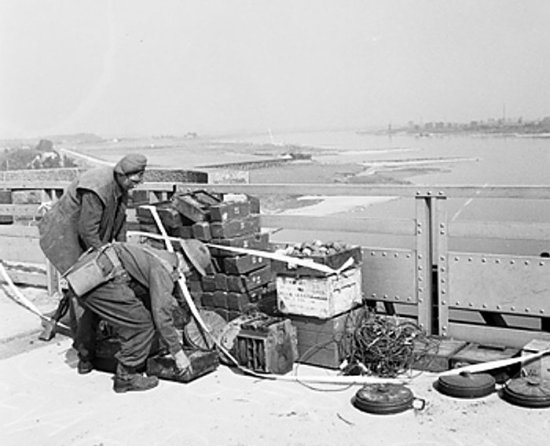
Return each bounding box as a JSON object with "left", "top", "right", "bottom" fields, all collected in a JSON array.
[
  {"left": 210, "top": 215, "right": 261, "bottom": 239},
  {"left": 138, "top": 222, "right": 160, "bottom": 234},
  {"left": 136, "top": 202, "right": 184, "bottom": 232},
  {"left": 209, "top": 201, "right": 251, "bottom": 222},
  {"left": 214, "top": 273, "right": 228, "bottom": 290},
  {"left": 212, "top": 290, "right": 229, "bottom": 309},
  {"left": 247, "top": 281, "right": 277, "bottom": 303},
  {"left": 172, "top": 194, "right": 211, "bottom": 223},
  {"left": 170, "top": 224, "right": 194, "bottom": 239},
  {"left": 233, "top": 316, "right": 298, "bottom": 374},
  {"left": 208, "top": 232, "right": 270, "bottom": 257},
  {"left": 146, "top": 349, "right": 219, "bottom": 383},
  {"left": 226, "top": 264, "right": 273, "bottom": 293},
  {"left": 227, "top": 292, "right": 251, "bottom": 312},
  {"left": 191, "top": 221, "right": 212, "bottom": 241},
  {"left": 223, "top": 254, "right": 269, "bottom": 275},
  {"left": 201, "top": 275, "right": 216, "bottom": 292},
  {"left": 186, "top": 279, "right": 203, "bottom": 293},
  {"left": 200, "top": 291, "right": 215, "bottom": 308}
]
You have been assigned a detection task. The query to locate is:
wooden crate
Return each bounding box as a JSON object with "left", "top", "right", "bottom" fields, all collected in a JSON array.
[
  {"left": 272, "top": 246, "right": 362, "bottom": 278},
  {"left": 289, "top": 306, "right": 365, "bottom": 369},
  {"left": 521, "top": 339, "right": 550, "bottom": 380},
  {"left": 208, "top": 232, "right": 269, "bottom": 257},
  {"left": 209, "top": 201, "right": 251, "bottom": 222},
  {"left": 450, "top": 342, "right": 521, "bottom": 383},
  {"left": 223, "top": 254, "right": 269, "bottom": 275},
  {"left": 210, "top": 215, "right": 260, "bottom": 239},
  {"left": 412, "top": 337, "right": 468, "bottom": 372},
  {"left": 276, "top": 267, "right": 362, "bottom": 319},
  {"left": 226, "top": 264, "right": 273, "bottom": 293}
]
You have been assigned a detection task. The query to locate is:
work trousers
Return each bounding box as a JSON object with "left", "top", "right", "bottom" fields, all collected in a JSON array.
[{"left": 76, "top": 275, "right": 155, "bottom": 368}]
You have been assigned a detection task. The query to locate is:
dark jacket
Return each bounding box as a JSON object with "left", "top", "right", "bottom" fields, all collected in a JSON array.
[
  {"left": 39, "top": 166, "right": 127, "bottom": 274},
  {"left": 114, "top": 243, "right": 183, "bottom": 356}
]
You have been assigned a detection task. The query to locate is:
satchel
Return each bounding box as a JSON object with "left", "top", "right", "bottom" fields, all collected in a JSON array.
[{"left": 63, "top": 244, "right": 124, "bottom": 296}]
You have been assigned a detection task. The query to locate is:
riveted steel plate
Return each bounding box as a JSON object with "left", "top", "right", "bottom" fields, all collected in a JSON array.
[
  {"left": 448, "top": 252, "right": 550, "bottom": 315},
  {"left": 362, "top": 248, "right": 416, "bottom": 304}
]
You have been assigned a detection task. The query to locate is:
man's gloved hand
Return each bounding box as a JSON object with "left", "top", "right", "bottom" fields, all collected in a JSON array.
[{"left": 173, "top": 349, "right": 192, "bottom": 374}]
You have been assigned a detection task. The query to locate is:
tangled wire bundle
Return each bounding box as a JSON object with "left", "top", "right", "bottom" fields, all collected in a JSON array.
[{"left": 341, "top": 310, "right": 437, "bottom": 377}]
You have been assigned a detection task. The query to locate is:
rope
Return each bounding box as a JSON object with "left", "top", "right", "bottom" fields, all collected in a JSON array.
[{"left": 143, "top": 207, "right": 405, "bottom": 385}]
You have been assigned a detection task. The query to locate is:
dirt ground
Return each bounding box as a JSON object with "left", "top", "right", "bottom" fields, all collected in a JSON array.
[
  {"left": 1, "top": 286, "right": 550, "bottom": 446},
  {"left": 1, "top": 149, "right": 549, "bottom": 445}
]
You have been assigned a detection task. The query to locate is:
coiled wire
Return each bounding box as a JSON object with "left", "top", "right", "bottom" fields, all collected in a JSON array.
[{"left": 339, "top": 307, "right": 438, "bottom": 377}]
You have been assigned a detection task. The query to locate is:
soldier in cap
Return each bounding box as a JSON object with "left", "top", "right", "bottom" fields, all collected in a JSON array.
[
  {"left": 73, "top": 242, "right": 192, "bottom": 393},
  {"left": 39, "top": 153, "right": 148, "bottom": 374}
]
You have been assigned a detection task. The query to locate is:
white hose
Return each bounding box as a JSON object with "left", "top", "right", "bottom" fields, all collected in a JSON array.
[
  {"left": 437, "top": 349, "right": 550, "bottom": 377},
  {"left": 0, "top": 261, "right": 70, "bottom": 330},
  {"left": 128, "top": 230, "right": 345, "bottom": 275},
  {"left": 142, "top": 207, "right": 403, "bottom": 385}
]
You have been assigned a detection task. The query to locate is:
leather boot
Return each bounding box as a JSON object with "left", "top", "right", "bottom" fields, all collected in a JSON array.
[
  {"left": 113, "top": 363, "right": 159, "bottom": 393},
  {"left": 77, "top": 358, "right": 94, "bottom": 375}
]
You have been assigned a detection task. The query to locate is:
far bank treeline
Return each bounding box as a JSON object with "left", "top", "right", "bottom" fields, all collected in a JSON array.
[{"left": 0, "top": 139, "right": 77, "bottom": 171}]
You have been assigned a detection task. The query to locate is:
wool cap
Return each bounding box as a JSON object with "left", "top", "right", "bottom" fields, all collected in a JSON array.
[{"left": 114, "top": 154, "right": 147, "bottom": 175}]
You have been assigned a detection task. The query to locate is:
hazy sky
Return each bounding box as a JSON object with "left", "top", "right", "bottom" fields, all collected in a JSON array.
[{"left": 1, "top": 0, "right": 549, "bottom": 138}]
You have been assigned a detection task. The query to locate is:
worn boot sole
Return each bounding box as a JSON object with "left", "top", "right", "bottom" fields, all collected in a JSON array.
[
  {"left": 78, "top": 360, "right": 94, "bottom": 375},
  {"left": 113, "top": 376, "right": 159, "bottom": 393}
]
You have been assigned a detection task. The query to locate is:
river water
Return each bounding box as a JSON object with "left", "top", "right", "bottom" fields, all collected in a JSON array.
[
  {"left": 217, "top": 130, "right": 550, "bottom": 254},
  {"left": 221, "top": 129, "right": 550, "bottom": 187},
  {"left": 78, "top": 129, "right": 549, "bottom": 254}
]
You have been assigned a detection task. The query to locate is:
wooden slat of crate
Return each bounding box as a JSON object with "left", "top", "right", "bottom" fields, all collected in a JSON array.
[
  {"left": 277, "top": 267, "right": 362, "bottom": 319},
  {"left": 223, "top": 254, "right": 269, "bottom": 275},
  {"left": 412, "top": 337, "right": 468, "bottom": 372},
  {"left": 289, "top": 307, "right": 365, "bottom": 369}
]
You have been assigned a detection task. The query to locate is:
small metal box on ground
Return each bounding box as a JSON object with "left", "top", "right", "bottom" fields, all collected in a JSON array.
[
  {"left": 276, "top": 267, "right": 362, "bottom": 319},
  {"left": 412, "top": 337, "right": 468, "bottom": 372},
  {"left": 450, "top": 342, "right": 521, "bottom": 383},
  {"left": 521, "top": 339, "right": 550, "bottom": 380},
  {"left": 146, "top": 349, "right": 219, "bottom": 383},
  {"left": 288, "top": 306, "right": 365, "bottom": 369},
  {"left": 232, "top": 315, "right": 298, "bottom": 374}
]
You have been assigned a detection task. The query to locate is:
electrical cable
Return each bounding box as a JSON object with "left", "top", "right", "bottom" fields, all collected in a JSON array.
[
  {"left": 343, "top": 310, "right": 434, "bottom": 378},
  {"left": 143, "top": 207, "right": 407, "bottom": 386}
]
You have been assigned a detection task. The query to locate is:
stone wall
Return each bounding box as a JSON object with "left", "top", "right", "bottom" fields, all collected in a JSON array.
[{"left": 0, "top": 167, "right": 208, "bottom": 184}]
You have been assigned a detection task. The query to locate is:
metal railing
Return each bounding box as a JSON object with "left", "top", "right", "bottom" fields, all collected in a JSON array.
[{"left": 1, "top": 180, "right": 549, "bottom": 347}]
